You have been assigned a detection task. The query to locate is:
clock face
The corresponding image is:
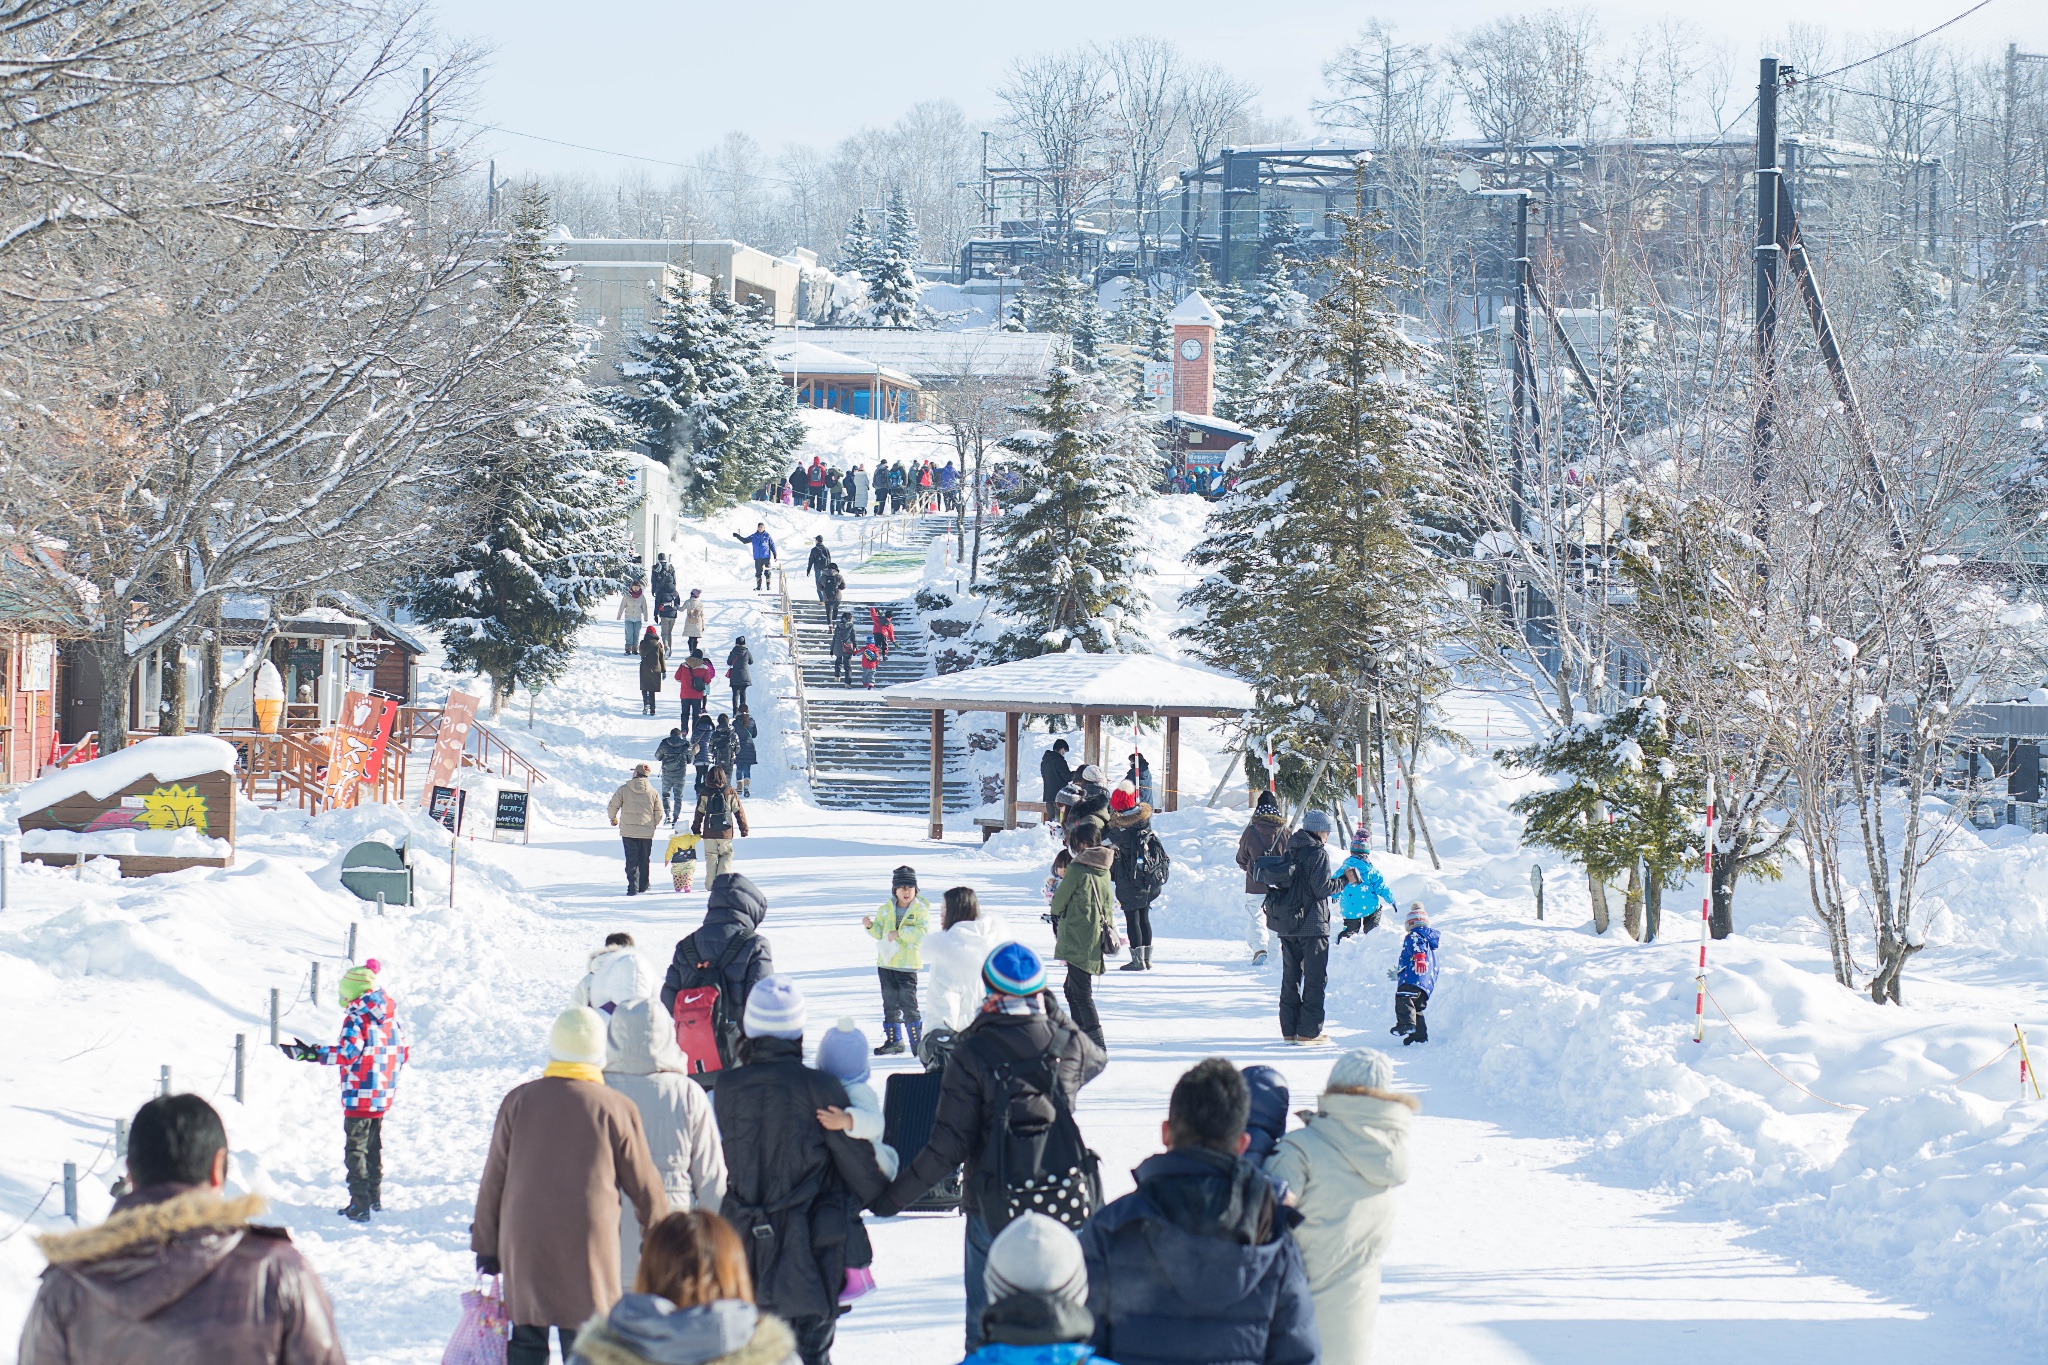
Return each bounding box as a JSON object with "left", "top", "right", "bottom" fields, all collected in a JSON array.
[{"left": 1180, "top": 338, "right": 1204, "bottom": 361}]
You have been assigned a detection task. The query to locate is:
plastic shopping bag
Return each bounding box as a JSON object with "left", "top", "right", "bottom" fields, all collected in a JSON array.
[{"left": 442, "top": 1275, "right": 509, "bottom": 1365}]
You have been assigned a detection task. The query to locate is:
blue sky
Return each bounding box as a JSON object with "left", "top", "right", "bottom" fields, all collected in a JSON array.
[{"left": 428, "top": 0, "right": 2031, "bottom": 176}]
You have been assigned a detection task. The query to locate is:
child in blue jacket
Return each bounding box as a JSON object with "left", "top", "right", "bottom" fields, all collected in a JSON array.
[
  {"left": 1392, "top": 903, "right": 1440, "bottom": 1045},
  {"left": 1335, "top": 827, "right": 1398, "bottom": 942}
]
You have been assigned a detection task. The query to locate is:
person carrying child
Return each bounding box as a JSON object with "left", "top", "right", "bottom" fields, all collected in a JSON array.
[
  {"left": 857, "top": 639, "right": 882, "bottom": 689},
  {"left": 666, "top": 831, "right": 702, "bottom": 893},
  {"left": 1391, "top": 903, "right": 1440, "bottom": 1045},
  {"left": 813, "top": 1019, "right": 899, "bottom": 1309},
  {"left": 1335, "top": 828, "right": 1398, "bottom": 943},
  {"left": 864, "top": 865, "right": 931, "bottom": 1056},
  {"left": 279, "top": 959, "right": 409, "bottom": 1222}
]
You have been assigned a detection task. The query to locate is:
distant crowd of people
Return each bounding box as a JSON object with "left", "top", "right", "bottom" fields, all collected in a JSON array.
[{"left": 760, "top": 456, "right": 961, "bottom": 515}]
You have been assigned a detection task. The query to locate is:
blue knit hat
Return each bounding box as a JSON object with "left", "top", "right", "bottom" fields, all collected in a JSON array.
[
  {"left": 742, "top": 973, "right": 807, "bottom": 1040},
  {"left": 815, "top": 1017, "right": 870, "bottom": 1084},
  {"left": 1349, "top": 826, "right": 1370, "bottom": 855},
  {"left": 982, "top": 942, "right": 1047, "bottom": 997}
]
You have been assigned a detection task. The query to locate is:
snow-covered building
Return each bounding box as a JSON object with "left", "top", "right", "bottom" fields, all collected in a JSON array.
[
  {"left": 0, "top": 547, "right": 88, "bottom": 784},
  {"left": 768, "top": 328, "right": 1059, "bottom": 389},
  {"left": 557, "top": 238, "right": 815, "bottom": 381},
  {"left": 768, "top": 342, "right": 921, "bottom": 421}
]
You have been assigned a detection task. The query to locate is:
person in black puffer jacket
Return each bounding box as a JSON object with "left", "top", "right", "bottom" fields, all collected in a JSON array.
[
  {"left": 711, "top": 975, "right": 887, "bottom": 1365},
  {"left": 660, "top": 873, "right": 774, "bottom": 1047},
  {"left": 873, "top": 943, "right": 1106, "bottom": 1354}
]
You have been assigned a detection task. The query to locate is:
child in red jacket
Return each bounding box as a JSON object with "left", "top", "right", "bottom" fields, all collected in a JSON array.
[
  {"left": 282, "top": 959, "right": 409, "bottom": 1222},
  {"left": 858, "top": 640, "right": 883, "bottom": 689}
]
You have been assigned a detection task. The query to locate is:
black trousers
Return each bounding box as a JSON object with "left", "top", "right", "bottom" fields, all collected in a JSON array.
[
  {"left": 343, "top": 1115, "right": 382, "bottom": 1208},
  {"left": 680, "top": 697, "right": 705, "bottom": 732},
  {"left": 640, "top": 688, "right": 657, "bottom": 716},
  {"left": 835, "top": 650, "right": 854, "bottom": 684},
  {"left": 732, "top": 683, "right": 749, "bottom": 711},
  {"left": 508, "top": 1324, "right": 572, "bottom": 1365},
  {"left": 1278, "top": 935, "right": 1330, "bottom": 1039},
  {"left": 1063, "top": 964, "right": 1100, "bottom": 1036},
  {"left": 786, "top": 1314, "right": 836, "bottom": 1365},
  {"left": 1121, "top": 899, "right": 1154, "bottom": 947},
  {"left": 621, "top": 837, "right": 652, "bottom": 893},
  {"left": 1395, "top": 985, "right": 1430, "bottom": 1041},
  {"left": 753, "top": 559, "right": 772, "bottom": 589},
  {"left": 879, "top": 966, "right": 921, "bottom": 1024}
]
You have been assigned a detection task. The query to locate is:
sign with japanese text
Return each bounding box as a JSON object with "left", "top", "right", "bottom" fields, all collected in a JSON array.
[
  {"left": 323, "top": 691, "right": 399, "bottom": 809},
  {"left": 419, "top": 691, "right": 479, "bottom": 809}
]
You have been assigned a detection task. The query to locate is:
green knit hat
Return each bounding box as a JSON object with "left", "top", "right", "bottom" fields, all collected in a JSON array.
[{"left": 339, "top": 960, "right": 379, "bottom": 1004}]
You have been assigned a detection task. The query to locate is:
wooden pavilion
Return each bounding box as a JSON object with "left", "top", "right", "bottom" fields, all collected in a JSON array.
[{"left": 879, "top": 653, "right": 1254, "bottom": 839}]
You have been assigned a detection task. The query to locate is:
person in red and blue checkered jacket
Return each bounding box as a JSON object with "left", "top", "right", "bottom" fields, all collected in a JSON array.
[{"left": 282, "top": 958, "right": 409, "bottom": 1222}]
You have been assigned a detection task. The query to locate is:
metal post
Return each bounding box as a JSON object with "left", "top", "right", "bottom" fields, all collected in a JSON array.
[
  {"left": 311, "top": 960, "right": 320, "bottom": 1005},
  {"left": 346, "top": 922, "right": 357, "bottom": 963},
  {"left": 234, "top": 1034, "right": 246, "bottom": 1103},
  {"left": 0, "top": 832, "right": 12, "bottom": 909},
  {"left": 1753, "top": 56, "right": 1783, "bottom": 494},
  {"left": 375, "top": 892, "right": 385, "bottom": 919},
  {"left": 269, "top": 989, "right": 280, "bottom": 1046},
  {"left": 1509, "top": 191, "right": 1531, "bottom": 534},
  {"left": 158, "top": 1065, "right": 172, "bottom": 1097},
  {"left": 63, "top": 1163, "right": 77, "bottom": 1223},
  {"left": 928, "top": 710, "right": 945, "bottom": 841}
]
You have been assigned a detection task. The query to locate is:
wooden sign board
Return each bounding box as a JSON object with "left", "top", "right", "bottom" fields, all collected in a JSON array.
[{"left": 18, "top": 768, "right": 237, "bottom": 878}]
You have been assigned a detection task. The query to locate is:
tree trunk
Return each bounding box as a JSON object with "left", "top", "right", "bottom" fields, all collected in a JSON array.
[
  {"left": 94, "top": 629, "right": 133, "bottom": 753},
  {"left": 1709, "top": 853, "right": 1739, "bottom": 941},
  {"left": 1622, "top": 863, "right": 1643, "bottom": 941},
  {"left": 160, "top": 633, "right": 187, "bottom": 736},
  {"left": 1390, "top": 735, "right": 1440, "bottom": 871},
  {"left": 489, "top": 673, "right": 508, "bottom": 720},
  {"left": 1588, "top": 874, "right": 1610, "bottom": 934},
  {"left": 197, "top": 620, "right": 224, "bottom": 734},
  {"left": 970, "top": 442, "right": 986, "bottom": 586},
  {"left": 1643, "top": 873, "right": 1662, "bottom": 943},
  {"left": 1868, "top": 930, "right": 1920, "bottom": 1005}
]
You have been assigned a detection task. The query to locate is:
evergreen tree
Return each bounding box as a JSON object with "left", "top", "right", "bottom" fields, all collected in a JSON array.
[
  {"left": 1179, "top": 189, "right": 1461, "bottom": 809},
  {"left": 983, "top": 364, "right": 1155, "bottom": 658},
  {"left": 868, "top": 188, "right": 922, "bottom": 329},
  {"left": 605, "top": 274, "right": 804, "bottom": 512},
  {"left": 1214, "top": 256, "right": 1305, "bottom": 422},
  {"left": 1029, "top": 272, "right": 1102, "bottom": 365},
  {"left": 400, "top": 186, "right": 637, "bottom": 714},
  {"left": 839, "top": 207, "right": 877, "bottom": 278}
]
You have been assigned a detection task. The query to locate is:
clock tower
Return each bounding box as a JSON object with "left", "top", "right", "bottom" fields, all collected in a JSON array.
[{"left": 1168, "top": 291, "right": 1222, "bottom": 417}]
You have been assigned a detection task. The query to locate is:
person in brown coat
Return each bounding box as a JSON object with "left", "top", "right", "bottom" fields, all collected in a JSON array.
[
  {"left": 609, "top": 765, "right": 666, "bottom": 897},
  {"left": 473, "top": 1007, "right": 670, "bottom": 1365},
  {"left": 1236, "top": 790, "right": 1291, "bottom": 966},
  {"left": 18, "top": 1093, "right": 344, "bottom": 1365}
]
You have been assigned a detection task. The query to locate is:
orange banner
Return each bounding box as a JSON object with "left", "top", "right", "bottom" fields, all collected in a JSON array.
[
  {"left": 325, "top": 692, "right": 400, "bottom": 810},
  {"left": 418, "top": 691, "right": 480, "bottom": 809}
]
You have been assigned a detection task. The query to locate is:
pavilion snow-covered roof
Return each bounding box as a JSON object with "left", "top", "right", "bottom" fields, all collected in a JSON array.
[
  {"left": 880, "top": 652, "right": 1253, "bottom": 716},
  {"left": 769, "top": 341, "right": 917, "bottom": 388},
  {"left": 771, "top": 328, "right": 1059, "bottom": 382}
]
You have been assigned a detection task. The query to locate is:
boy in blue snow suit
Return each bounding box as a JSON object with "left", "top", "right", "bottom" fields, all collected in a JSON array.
[
  {"left": 1334, "top": 828, "right": 1398, "bottom": 943},
  {"left": 1391, "top": 904, "right": 1440, "bottom": 1045},
  {"left": 282, "top": 958, "right": 410, "bottom": 1221}
]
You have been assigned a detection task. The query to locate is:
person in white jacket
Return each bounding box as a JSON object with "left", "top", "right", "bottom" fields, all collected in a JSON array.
[
  {"left": 1264, "top": 1047, "right": 1416, "bottom": 1365},
  {"left": 919, "top": 887, "right": 1009, "bottom": 1034},
  {"left": 573, "top": 934, "right": 655, "bottom": 1015},
  {"left": 603, "top": 999, "right": 728, "bottom": 1284}
]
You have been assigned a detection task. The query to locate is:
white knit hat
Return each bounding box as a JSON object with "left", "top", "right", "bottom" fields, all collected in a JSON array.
[
  {"left": 549, "top": 1007, "right": 609, "bottom": 1066},
  {"left": 742, "top": 973, "right": 807, "bottom": 1040},
  {"left": 984, "top": 1211, "right": 1088, "bottom": 1308},
  {"left": 1327, "top": 1048, "right": 1393, "bottom": 1093}
]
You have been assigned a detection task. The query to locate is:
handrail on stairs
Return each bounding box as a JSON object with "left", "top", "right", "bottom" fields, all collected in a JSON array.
[{"left": 778, "top": 568, "right": 820, "bottom": 790}]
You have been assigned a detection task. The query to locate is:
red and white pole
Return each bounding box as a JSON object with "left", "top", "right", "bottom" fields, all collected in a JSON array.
[
  {"left": 1354, "top": 741, "right": 1365, "bottom": 836},
  {"left": 1694, "top": 775, "right": 1716, "bottom": 1044},
  {"left": 1265, "top": 735, "right": 1275, "bottom": 794}
]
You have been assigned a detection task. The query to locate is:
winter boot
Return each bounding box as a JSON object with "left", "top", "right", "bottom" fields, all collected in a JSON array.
[
  {"left": 906, "top": 1019, "right": 924, "bottom": 1056},
  {"left": 1408, "top": 1013, "right": 1429, "bottom": 1045},
  {"left": 1336, "top": 919, "right": 1360, "bottom": 943},
  {"left": 1118, "top": 943, "right": 1146, "bottom": 972},
  {"left": 336, "top": 1188, "right": 371, "bottom": 1222},
  {"left": 873, "top": 1023, "right": 906, "bottom": 1057},
  {"left": 1142, "top": 944, "right": 1155, "bottom": 970}
]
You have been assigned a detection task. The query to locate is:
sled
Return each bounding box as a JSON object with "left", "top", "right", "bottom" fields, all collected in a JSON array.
[{"left": 883, "top": 1069, "right": 961, "bottom": 1213}]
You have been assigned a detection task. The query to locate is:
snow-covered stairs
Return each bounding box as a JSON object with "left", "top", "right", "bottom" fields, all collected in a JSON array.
[{"left": 790, "top": 516, "right": 972, "bottom": 815}]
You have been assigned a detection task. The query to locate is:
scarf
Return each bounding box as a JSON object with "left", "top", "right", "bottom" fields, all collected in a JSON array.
[{"left": 544, "top": 1061, "right": 605, "bottom": 1083}]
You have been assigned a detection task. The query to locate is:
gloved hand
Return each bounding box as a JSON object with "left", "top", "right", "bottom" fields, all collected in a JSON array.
[
  {"left": 280, "top": 1039, "right": 321, "bottom": 1062},
  {"left": 476, "top": 1254, "right": 501, "bottom": 1276}
]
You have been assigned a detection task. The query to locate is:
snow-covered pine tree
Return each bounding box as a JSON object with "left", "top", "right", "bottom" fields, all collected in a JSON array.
[
  {"left": 1214, "top": 254, "right": 1305, "bottom": 422},
  {"left": 605, "top": 274, "right": 804, "bottom": 512},
  {"left": 839, "top": 207, "right": 877, "bottom": 278},
  {"left": 400, "top": 186, "right": 637, "bottom": 715},
  {"left": 1179, "top": 186, "right": 1461, "bottom": 810},
  {"left": 868, "top": 188, "right": 922, "bottom": 329},
  {"left": 983, "top": 363, "right": 1154, "bottom": 658},
  {"left": 1029, "top": 273, "right": 1102, "bottom": 365}
]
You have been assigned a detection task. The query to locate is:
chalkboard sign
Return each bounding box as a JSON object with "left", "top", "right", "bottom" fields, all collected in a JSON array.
[
  {"left": 287, "top": 647, "right": 324, "bottom": 672},
  {"left": 428, "top": 785, "right": 462, "bottom": 832},
  {"left": 495, "top": 789, "right": 529, "bottom": 834}
]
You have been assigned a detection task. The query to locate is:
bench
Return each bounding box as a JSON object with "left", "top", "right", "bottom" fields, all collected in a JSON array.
[{"left": 974, "top": 801, "right": 1051, "bottom": 842}]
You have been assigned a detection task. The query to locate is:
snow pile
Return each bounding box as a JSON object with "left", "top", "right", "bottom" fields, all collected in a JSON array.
[
  {"left": 19, "top": 828, "right": 231, "bottom": 857},
  {"left": 11, "top": 735, "right": 238, "bottom": 812}
]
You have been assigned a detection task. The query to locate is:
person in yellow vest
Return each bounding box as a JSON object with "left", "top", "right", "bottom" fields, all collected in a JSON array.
[{"left": 861, "top": 865, "right": 930, "bottom": 1057}]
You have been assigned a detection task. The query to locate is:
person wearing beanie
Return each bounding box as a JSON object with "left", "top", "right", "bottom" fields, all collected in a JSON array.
[
  {"left": 1392, "top": 903, "right": 1441, "bottom": 1046},
  {"left": 1059, "top": 765, "right": 1112, "bottom": 840},
  {"left": 638, "top": 623, "right": 667, "bottom": 715},
  {"left": 864, "top": 866, "right": 931, "bottom": 1055},
  {"left": 1262, "top": 807, "right": 1361, "bottom": 1047},
  {"left": 1048, "top": 823, "right": 1116, "bottom": 1053},
  {"left": 1264, "top": 1050, "right": 1417, "bottom": 1365},
  {"left": 812, "top": 1018, "right": 894, "bottom": 1307},
  {"left": 1241, "top": 1064, "right": 1291, "bottom": 1166},
  {"left": 961, "top": 1213, "right": 1107, "bottom": 1365},
  {"left": 1334, "top": 831, "right": 1397, "bottom": 944},
  {"left": 710, "top": 981, "right": 888, "bottom": 1365},
  {"left": 1105, "top": 784, "right": 1168, "bottom": 973},
  {"left": 660, "top": 873, "right": 774, "bottom": 1076},
  {"left": 1235, "top": 790, "right": 1291, "bottom": 967},
  {"left": 875, "top": 941, "right": 1105, "bottom": 1354},
  {"left": 278, "top": 957, "right": 409, "bottom": 1222},
  {"left": 473, "top": 1009, "right": 668, "bottom": 1365},
  {"left": 726, "top": 635, "right": 753, "bottom": 713}
]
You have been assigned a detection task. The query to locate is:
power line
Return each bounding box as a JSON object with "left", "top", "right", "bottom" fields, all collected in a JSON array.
[{"left": 1796, "top": 0, "right": 2002, "bottom": 84}]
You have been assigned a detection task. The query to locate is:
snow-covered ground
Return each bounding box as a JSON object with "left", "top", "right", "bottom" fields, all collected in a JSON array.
[{"left": 3, "top": 482, "right": 2045, "bottom": 1364}]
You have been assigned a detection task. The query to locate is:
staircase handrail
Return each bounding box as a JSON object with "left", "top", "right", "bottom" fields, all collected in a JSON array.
[
  {"left": 778, "top": 567, "right": 820, "bottom": 790},
  {"left": 395, "top": 706, "right": 548, "bottom": 789}
]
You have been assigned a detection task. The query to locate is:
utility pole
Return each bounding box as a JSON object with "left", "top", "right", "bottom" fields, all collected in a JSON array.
[
  {"left": 487, "top": 159, "right": 496, "bottom": 226},
  {"left": 1752, "top": 56, "right": 1784, "bottom": 496}
]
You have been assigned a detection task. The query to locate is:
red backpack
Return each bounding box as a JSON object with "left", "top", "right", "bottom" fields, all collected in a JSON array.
[{"left": 670, "top": 929, "right": 753, "bottom": 1083}]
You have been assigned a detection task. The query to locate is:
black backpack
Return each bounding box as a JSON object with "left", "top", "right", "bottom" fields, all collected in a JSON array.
[
  {"left": 971, "top": 1029, "right": 1103, "bottom": 1234},
  {"left": 1135, "top": 831, "right": 1171, "bottom": 899},
  {"left": 700, "top": 786, "right": 736, "bottom": 836}
]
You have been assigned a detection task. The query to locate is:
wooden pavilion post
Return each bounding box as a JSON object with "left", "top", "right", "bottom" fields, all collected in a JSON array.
[
  {"left": 1165, "top": 715, "right": 1181, "bottom": 812},
  {"left": 928, "top": 709, "right": 944, "bottom": 840},
  {"left": 1003, "top": 710, "right": 1020, "bottom": 829},
  {"left": 1083, "top": 713, "right": 1102, "bottom": 768}
]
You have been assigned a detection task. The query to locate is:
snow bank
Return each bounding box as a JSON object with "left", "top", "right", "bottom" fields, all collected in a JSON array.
[
  {"left": 12, "top": 736, "right": 237, "bottom": 811},
  {"left": 19, "top": 828, "right": 231, "bottom": 857}
]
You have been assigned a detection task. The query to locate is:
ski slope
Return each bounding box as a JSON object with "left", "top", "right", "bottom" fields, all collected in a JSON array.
[{"left": 3, "top": 485, "right": 2044, "bottom": 1364}]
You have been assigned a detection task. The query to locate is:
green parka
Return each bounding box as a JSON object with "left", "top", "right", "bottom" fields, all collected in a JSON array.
[{"left": 1049, "top": 846, "right": 1116, "bottom": 974}]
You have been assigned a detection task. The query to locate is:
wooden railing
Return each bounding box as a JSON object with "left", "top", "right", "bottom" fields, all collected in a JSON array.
[
  {"left": 224, "top": 729, "right": 410, "bottom": 814},
  {"left": 396, "top": 706, "right": 548, "bottom": 788},
  {"left": 777, "top": 568, "right": 820, "bottom": 789}
]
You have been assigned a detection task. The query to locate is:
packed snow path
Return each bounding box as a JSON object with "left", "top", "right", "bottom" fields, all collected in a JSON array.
[{"left": 2, "top": 500, "right": 2037, "bottom": 1364}]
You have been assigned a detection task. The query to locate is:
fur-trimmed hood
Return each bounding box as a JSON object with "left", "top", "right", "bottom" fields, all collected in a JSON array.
[
  {"left": 37, "top": 1186, "right": 266, "bottom": 1267},
  {"left": 1073, "top": 846, "right": 1115, "bottom": 873},
  {"left": 569, "top": 1298, "right": 799, "bottom": 1365},
  {"left": 1107, "top": 802, "right": 1153, "bottom": 830}
]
